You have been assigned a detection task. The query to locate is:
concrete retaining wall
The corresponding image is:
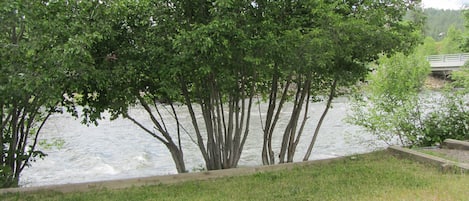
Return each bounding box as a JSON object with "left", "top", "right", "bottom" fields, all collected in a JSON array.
[
  {"left": 4, "top": 140, "right": 467, "bottom": 195},
  {"left": 388, "top": 146, "right": 469, "bottom": 173},
  {"left": 442, "top": 139, "right": 469, "bottom": 150},
  {"left": 0, "top": 155, "right": 348, "bottom": 194}
]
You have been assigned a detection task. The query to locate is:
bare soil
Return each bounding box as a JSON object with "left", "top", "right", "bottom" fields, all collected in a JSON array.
[{"left": 424, "top": 75, "right": 449, "bottom": 89}]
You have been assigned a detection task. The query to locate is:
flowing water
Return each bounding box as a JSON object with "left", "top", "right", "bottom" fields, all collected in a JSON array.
[{"left": 20, "top": 97, "right": 386, "bottom": 187}]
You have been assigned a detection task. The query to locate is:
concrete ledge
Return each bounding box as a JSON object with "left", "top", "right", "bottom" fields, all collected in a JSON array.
[
  {"left": 442, "top": 139, "right": 469, "bottom": 150},
  {"left": 388, "top": 146, "right": 469, "bottom": 173},
  {"left": 0, "top": 155, "right": 347, "bottom": 194}
]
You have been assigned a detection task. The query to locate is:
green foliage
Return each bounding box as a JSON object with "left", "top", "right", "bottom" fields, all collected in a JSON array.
[
  {"left": 418, "top": 62, "right": 469, "bottom": 146},
  {"left": 419, "top": 25, "right": 465, "bottom": 55},
  {"left": 416, "top": 37, "right": 439, "bottom": 56},
  {"left": 259, "top": 0, "right": 425, "bottom": 163},
  {"left": 0, "top": 0, "right": 112, "bottom": 187},
  {"left": 349, "top": 37, "right": 469, "bottom": 147},
  {"left": 38, "top": 138, "right": 66, "bottom": 150},
  {"left": 453, "top": 61, "right": 469, "bottom": 91},
  {"left": 438, "top": 25, "right": 464, "bottom": 54},
  {"left": 0, "top": 0, "right": 427, "bottom": 183},
  {"left": 420, "top": 93, "right": 469, "bottom": 146},
  {"left": 369, "top": 53, "right": 429, "bottom": 101},
  {"left": 348, "top": 52, "right": 430, "bottom": 145},
  {"left": 461, "top": 9, "right": 469, "bottom": 52},
  {"left": 419, "top": 8, "right": 467, "bottom": 54},
  {"left": 423, "top": 8, "right": 465, "bottom": 41},
  {"left": 59, "top": 0, "right": 425, "bottom": 169}
]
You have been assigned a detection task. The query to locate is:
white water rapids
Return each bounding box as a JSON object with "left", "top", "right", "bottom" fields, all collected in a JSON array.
[{"left": 20, "top": 97, "right": 386, "bottom": 187}]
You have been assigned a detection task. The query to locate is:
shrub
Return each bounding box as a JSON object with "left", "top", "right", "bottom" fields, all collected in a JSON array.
[{"left": 419, "top": 92, "right": 469, "bottom": 146}]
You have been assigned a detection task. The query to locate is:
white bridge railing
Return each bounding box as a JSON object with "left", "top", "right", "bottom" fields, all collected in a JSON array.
[{"left": 427, "top": 53, "right": 469, "bottom": 71}]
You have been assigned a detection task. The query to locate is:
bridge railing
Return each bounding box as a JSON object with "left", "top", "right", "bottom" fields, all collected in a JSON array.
[
  {"left": 427, "top": 53, "right": 469, "bottom": 63},
  {"left": 426, "top": 53, "right": 469, "bottom": 71}
]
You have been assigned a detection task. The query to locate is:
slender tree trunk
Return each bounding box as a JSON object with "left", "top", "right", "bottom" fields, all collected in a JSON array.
[
  {"left": 225, "top": 97, "right": 234, "bottom": 167},
  {"left": 262, "top": 73, "right": 278, "bottom": 165},
  {"left": 279, "top": 82, "right": 302, "bottom": 163},
  {"left": 180, "top": 77, "right": 210, "bottom": 166},
  {"left": 20, "top": 108, "right": 52, "bottom": 173},
  {"left": 179, "top": 64, "right": 255, "bottom": 170},
  {"left": 233, "top": 89, "right": 254, "bottom": 166},
  {"left": 126, "top": 97, "right": 188, "bottom": 173},
  {"left": 0, "top": 103, "right": 4, "bottom": 165},
  {"left": 291, "top": 91, "right": 311, "bottom": 160},
  {"left": 166, "top": 142, "right": 187, "bottom": 173},
  {"left": 287, "top": 77, "right": 311, "bottom": 162},
  {"left": 169, "top": 103, "right": 183, "bottom": 155},
  {"left": 303, "top": 79, "right": 337, "bottom": 161},
  {"left": 262, "top": 71, "right": 292, "bottom": 165},
  {"left": 8, "top": 105, "right": 19, "bottom": 176},
  {"left": 126, "top": 113, "right": 187, "bottom": 173},
  {"left": 213, "top": 86, "right": 224, "bottom": 169},
  {"left": 279, "top": 75, "right": 311, "bottom": 163}
]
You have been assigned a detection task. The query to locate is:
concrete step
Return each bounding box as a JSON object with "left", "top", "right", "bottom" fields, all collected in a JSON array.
[
  {"left": 442, "top": 139, "right": 469, "bottom": 151},
  {"left": 388, "top": 146, "right": 469, "bottom": 173}
]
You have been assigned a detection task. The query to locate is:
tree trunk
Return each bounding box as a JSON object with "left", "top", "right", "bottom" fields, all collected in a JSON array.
[
  {"left": 180, "top": 77, "right": 210, "bottom": 166},
  {"left": 166, "top": 142, "right": 187, "bottom": 173},
  {"left": 287, "top": 79, "right": 311, "bottom": 162},
  {"left": 279, "top": 74, "right": 311, "bottom": 163},
  {"left": 262, "top": 73, "right": 278, "bottom": 165},
  {"left": 125, "top": 97, "right": 189, "bottom": 173},
  {"left": 303, "top": 79, "right": 337, "bottom": 161},
  {"left": 233, "top": 90, "right": 254, "bottom": 166},
  {"left": 262, "top": 71, "right": 292, "bottom": 165}
]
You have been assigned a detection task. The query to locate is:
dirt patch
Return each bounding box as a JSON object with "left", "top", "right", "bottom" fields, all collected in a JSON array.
[{"left": 424, "top": 75, "right": 449, "bottom": 89}]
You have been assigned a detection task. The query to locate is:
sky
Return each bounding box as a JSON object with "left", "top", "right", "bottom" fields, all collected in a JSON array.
[{"left": 422, "top": 0, "right": 469, "bottom": 10}]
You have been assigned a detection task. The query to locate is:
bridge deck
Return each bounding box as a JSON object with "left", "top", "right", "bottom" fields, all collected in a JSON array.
[{"left": 427, "top": 53, "right": 469, "bottom": 71}]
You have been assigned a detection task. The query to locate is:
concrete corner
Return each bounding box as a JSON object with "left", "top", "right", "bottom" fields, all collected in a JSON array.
[{"left": 442, "top": 139, "right": 469, "bottom": 150}]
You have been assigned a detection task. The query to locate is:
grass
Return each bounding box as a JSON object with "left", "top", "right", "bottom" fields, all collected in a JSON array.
[{"left": 2, "top": 151, "right": 468, "bottom": 201}]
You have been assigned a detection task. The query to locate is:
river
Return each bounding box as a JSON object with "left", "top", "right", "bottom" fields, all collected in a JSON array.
[{"left": 20, "top": 97, "right": 386, "bottom": 187}]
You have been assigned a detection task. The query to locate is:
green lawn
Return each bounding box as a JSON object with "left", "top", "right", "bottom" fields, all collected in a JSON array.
[{"left": 2, "top": 151, "right": 468, "bottom": 201}]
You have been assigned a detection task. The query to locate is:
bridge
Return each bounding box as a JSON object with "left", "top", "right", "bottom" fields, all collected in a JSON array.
[{"left": 427, "top": 53, "right": 469, "bottom": 72}]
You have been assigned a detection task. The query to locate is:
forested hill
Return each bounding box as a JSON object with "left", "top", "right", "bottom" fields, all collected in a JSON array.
[{"left": 423, "top": 8, "right": 465, "bottom": 41}]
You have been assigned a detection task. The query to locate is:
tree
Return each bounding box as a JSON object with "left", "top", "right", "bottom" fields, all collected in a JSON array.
[
  {"left": 423, "top": 8, "right": 465, "bottom": 41},
  {"left": 409, "top": 9, "right": 469, "bottom": 146},
  {"left": 255, "top": 0, "right": 424, "bottom": 164},
  {"left": 64, "top": 0, "right": 192, "bottom": 173},
  {"left": 438, "top": 25, "right": 464, "bottom": 54},
  {"left": 0, "top": 0, "right": 109, "bottom": 187},
  {"left": 254, "top": 0, "right": 337, "bottom": 165},
  {"left": 174, "top": 13, "right": 258, "bottom": 170},
  {"left": 74, "top": 0, "right": 423, "bottom": 173},
  {"left": 452, "top": 65, "right": 469, "bottom": 89},
  {"left": 417, "top": 37, "right": 439, "bottom": 56},
  {"left": 76, "top": 0, "right": 264, "bottom": 171}
]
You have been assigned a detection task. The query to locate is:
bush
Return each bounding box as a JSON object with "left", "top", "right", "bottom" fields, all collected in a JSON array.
[
  {"left": 348, "top": 51, "right": 469, "bottom": 147},
  {"left": 347, "top": 52, "right": 430, "bottom": 146},
  {"left": 0, "top": 166, "right": 17, "bottom": 188},
  {"left": 419, "top": 93, "right": 469, "bottom": 146}
]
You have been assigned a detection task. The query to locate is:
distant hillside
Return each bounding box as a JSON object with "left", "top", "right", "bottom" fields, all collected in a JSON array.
[{"left": 423, "top": 8, "right": 465, "bottom": 41}]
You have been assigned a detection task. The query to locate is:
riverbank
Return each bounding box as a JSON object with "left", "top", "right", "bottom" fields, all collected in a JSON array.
[
  {"left": 21, "top": 96, "right": 382, "bottom": 187},
  {"left": 2, "top": 151, "right": 468, "bottom": 201}
]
